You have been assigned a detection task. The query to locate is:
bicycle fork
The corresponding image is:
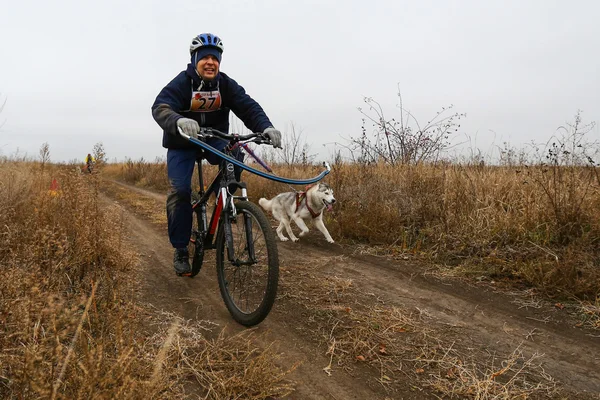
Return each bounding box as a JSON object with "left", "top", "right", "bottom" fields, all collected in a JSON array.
[{"left": 222, "top": 189, "right": 256, "bottom": 266}]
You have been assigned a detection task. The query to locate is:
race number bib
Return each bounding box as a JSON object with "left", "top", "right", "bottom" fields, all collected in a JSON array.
[{"left": 190, "top": 90, "right": 222, "bottom": 112}]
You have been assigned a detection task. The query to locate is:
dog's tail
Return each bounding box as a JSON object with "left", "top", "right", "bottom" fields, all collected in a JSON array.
[{"left": 258, "top": 197, "right": 272, "bottom": 212}]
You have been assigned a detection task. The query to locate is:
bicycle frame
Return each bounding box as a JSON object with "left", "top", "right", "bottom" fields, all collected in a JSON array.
[
  {"left": 191, "top": 166, "right": 232, "bottom": 247},
  {"left": 193, "top": 155, "right": 265, "bottom": 269}
]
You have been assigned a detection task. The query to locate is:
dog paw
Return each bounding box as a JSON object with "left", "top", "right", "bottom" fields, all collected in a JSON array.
[
  {"left": 299, "top": 230, "right": 309, "bottom": 237},
  {"left": 326, "top": 238, "right": 335, "bottom": 243},
  {"left": 291, "top": 237, "right": 300, "bottom": 243},
  {"left": 279, "top": 237, "right": 289, "bottom": 242}
]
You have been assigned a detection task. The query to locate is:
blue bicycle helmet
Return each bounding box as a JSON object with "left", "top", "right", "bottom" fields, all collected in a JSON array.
[{"left": 190, "top": 33, "right": 224, "bottom": 64}]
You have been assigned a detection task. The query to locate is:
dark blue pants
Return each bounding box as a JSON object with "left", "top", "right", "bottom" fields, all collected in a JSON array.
[{"left": 166, "top": 138, "right": 244, "bottom": 248}]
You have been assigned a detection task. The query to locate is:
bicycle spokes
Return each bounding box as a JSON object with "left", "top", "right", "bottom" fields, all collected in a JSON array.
[
  {"left": 188, "top": 213, "right": 204, "bottom": 277},
  {"left": 244, "top": 212, "right": 256, "bottom": 262},
  {"left": 216, "top": 201, "right": 278, "bottom": 325}
]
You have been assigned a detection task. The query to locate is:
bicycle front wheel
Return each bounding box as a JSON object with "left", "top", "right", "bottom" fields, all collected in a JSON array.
[
  {"left": 188, "top": 205, "right": 204, "bottom": 278},
  {"left": 216, "top": 200, "right": 279, "bottom": 326}
]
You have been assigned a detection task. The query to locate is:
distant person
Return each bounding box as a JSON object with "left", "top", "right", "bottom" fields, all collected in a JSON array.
[
  {"left": 84, "top": 153, "right": 94, "bottom": 173},
  {"left": 151, "top": 33, "right": 282, "bottom": 277}
]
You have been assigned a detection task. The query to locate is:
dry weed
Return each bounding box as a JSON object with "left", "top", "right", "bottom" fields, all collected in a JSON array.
[
  {"left": 577, "top": 297, "right": 600, "bottom": 331},
  {"left": 146, "top": 315, "right": 297, "bottom": 399},
  {"left": 103, "top": 158, "right": 170, "bottom": 192},
  {"left": 424, "top": 343, "right": 558, "bottom": 399}
]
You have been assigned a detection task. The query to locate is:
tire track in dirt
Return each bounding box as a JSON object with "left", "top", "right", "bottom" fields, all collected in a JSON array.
[
  {"left": 290, "top": 240, "right": 600, "bottom": 395},
  {"left": 101, "top": 186, "right": 396, "bottom": 399},
  {"left": 103, "top": 180, "right": 600, "bottom": 399}
]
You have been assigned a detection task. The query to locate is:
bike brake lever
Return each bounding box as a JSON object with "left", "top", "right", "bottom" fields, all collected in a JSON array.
[
  {"left": 250, "top": 137, "right": 271, "bottom": 145},
  {"left": 199, "top": 128, "right": 215, "bottom": 139}
]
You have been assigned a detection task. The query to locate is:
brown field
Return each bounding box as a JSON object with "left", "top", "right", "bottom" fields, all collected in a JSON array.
[
  {"left": 1, "top": 154, "right": 598, "bottom": 399},
  {"left": 104, "top": 159, "right": 600, "bottom": 299}
]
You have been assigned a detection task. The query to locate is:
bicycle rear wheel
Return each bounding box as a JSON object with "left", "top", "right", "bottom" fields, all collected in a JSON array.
[{"left": 216, "top": 200, "right": 279, "bottom": 326}]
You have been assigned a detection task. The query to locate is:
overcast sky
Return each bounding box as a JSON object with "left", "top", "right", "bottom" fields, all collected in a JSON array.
[{"left": 1, "top": 0, "right": 598, "bottom": 162}]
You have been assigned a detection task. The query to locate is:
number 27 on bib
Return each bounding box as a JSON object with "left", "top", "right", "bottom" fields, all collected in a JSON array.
[{"left": 191, "top": 91, "right": 222, "bottom": 112}]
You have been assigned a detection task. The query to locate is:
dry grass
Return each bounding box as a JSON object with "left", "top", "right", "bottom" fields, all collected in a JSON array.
[
  {"left": 322, "top": 305, "right": 424, "bottom": 380},
  {"left": 101, "top": 158, "right": 584, "bottom": 398},
  {"left": 319, "top": 162, "right": 599, "bottom": 298},
  {"left": 577, "top": 297, "right": 600, "bottom": 331},
  {"left": 0, "top": 161, "right": 295, "bottom": 399},
  {"left": 103, "top": 158, "right": 170, "bottom": 192},
  {"left": 104, "top": 158, "right": 600, "bottom": 298},
  {"left": 0, "top": 161, "right": 151, "bottom": 398},
  {"left": 101, "top": 180, "right": 167, "bottom": 226},
  {"left": 424, "top": 343, "right": 558, "bottom": 399},
  {"left": 146, "top": 314, "right": 297, "bottom": 399}
]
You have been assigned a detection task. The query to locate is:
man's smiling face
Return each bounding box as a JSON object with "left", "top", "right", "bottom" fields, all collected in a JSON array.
[{"left": 196, "top": 55, "right": 219, "bottom": 80}]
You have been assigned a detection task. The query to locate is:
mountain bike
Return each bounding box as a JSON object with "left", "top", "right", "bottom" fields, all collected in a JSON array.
[{"left": 178, "top": 127, "right": 330, "bottom": 326}]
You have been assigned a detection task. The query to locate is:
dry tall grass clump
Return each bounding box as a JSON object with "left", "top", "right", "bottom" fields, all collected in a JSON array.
[
  {"left": 245, "top": 158, "right": 599, "bottom": 298},
  {"left": 324, "top": 162, "right": 599, "bottom": 297},
  {"left": 148, "top": 316, "right": 296, "bottom": 399},
  {"left": 0, "top": 161, "right": 295, "bottom": 399},
  {"left": 0, "top": 162, "right": 150, "bottom": 398},
  {"left": 103, "top": 157, "right": 170, "bottom": 192}
]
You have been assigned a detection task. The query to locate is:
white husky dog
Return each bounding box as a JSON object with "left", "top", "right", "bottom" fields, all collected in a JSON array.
[{"left": 259, "top": 183, "right": 336, "bottom": 243}]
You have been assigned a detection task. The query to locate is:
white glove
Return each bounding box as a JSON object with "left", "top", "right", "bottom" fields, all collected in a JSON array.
[
  {"left": 263, "top": 127, "right": 282, "bottom": 149},
  {"left": 177, "top": 118, "right": 201, "bottom": 139}
]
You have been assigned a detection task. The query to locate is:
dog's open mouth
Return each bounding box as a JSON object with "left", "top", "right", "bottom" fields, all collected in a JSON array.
[{"left": 323, "top": 199, "right": 334, "bottom": 212}]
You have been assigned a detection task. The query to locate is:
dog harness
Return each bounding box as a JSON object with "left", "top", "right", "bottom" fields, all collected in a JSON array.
[{"left": 295, "top": 191, "right": 321, "bottom": 219}]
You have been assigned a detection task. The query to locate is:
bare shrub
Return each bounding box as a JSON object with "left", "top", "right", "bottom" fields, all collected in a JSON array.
[
  {"left": 92, "top": 142, "right": 107, "bottom": 171},
  {"left": 352, "top": 85, "right": 466, "bottom": 165},
  {"left": 527, "top": 111, "right": 599, "bottom": 244},
  {"left": 39, "top": 142, "right": 51, "bottom": 170},
  {"left": 277, "top": 122, "right": 315, "bottom": 166}
]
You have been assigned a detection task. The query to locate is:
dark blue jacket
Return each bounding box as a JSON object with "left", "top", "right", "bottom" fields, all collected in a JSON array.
[{"left": 152, "top": 64, "right": 273, "bottom": 149}]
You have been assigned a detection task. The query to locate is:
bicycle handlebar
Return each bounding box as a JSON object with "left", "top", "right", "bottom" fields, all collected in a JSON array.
[
  {"left": 177, "top": 127, "right": 331, "bottom": 185},
  {"left": 189, "top": 127, "right": 271, "bottom": 144}
]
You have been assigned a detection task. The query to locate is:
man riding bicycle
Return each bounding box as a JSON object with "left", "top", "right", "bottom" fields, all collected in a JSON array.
[{"left": 151, "top": 33, "right": 282, "bottom": 277}]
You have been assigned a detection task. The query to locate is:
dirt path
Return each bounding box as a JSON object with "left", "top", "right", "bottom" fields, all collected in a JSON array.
[{"left": 103, "top": 180, "right": 600, "bottom": 399}]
